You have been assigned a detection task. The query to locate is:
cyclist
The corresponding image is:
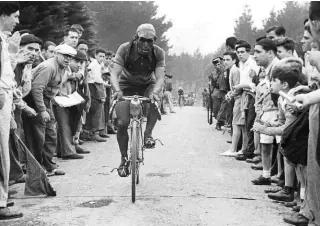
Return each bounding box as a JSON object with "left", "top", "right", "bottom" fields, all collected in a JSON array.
[
  {"left": 110, "top": 24, "right": 165, "bottom": 177},
  {"left": 178, "top": 87, "right": 184, "bottom": 107}
]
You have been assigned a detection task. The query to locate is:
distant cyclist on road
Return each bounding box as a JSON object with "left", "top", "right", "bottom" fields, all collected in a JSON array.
[
  {"left": 178, "top": 87, "right": 184, "bottom": 107},
  {"left": 110, "top": 24, "right": 165, "bottom": 177}
]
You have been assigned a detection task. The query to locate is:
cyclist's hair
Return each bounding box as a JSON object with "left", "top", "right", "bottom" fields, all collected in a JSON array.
[
  {"left": 95, "top": 48, "right": 106, "bottom": 55},
  {"left": 273, "top": 37, "right": 295, "bottom": 52},
  {"left": 64, "top": 28, "right": 79, "bottom": 37},
  {"left": 0, "top": 2, "right": 19, "bottom": 16},
  {"left": 226, "top": 37, "right": 238, "bottom": 49},
  {"left": 223, "top": 52, "right": 238, "bottom": 61},
  {"left": 42, "top": 41, "right": 56, "bottom": 51},
  {"left": 272, "top": 64, "right": 299, "bottom": 89},
  {"left": 77, "top": 39, "right": 88, "bottom": 46}
]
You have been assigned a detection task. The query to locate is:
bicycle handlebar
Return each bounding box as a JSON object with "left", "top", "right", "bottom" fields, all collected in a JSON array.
[{"left": 109, "top": 95, "right": 161, "bottom": 118}]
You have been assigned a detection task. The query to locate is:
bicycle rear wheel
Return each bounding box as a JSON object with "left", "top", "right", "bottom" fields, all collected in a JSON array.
[{"left": 131, "top": 120, "right": 140, "bottom": 203}]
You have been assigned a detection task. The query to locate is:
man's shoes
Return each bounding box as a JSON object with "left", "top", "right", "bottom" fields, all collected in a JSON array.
[
  {"left": 251, "top": 164, "right": 263, "bottom": 170},
  {"left": 170, "top": 111, "right": 176, "bottom": 113},
  {"left": 226, "top": 140, "right": 232, "bottom": 144},
  {"left": 219, "top": 150, "right": 238, "bottom": 157},
  {"left": 284, "top": 201, "right": 297, "bottom": 208},
  {"left": 107, "top": 126, "right": 117, "bottom": 134},
  {"left": 8, "top": 190, "right": 17, "bottom": 196},
  {"left": 271, "top": 175, "right": 280, "bottom": 184},
  {"left": 283, "top": 213, "right": 309, "bottom": 226},
  {"left": 78, "top": 139, "right": 85, "bottom": 145},
  {"left": 235, "top": 154, "right": 250, "bottom": 161},
  {"left": 264, "top": 186, "right": 283, "bottom": 194},
  {"left": 62, "top": 154, "right": 84, "bottom": 160},
  {"left": 80, "top": 131, "right": 92, "bottom": 141},
  {"left": 75, "top": 145, "right": 90, "bottom": 154},
  {"left": 268, "top": 186, "right": 294, "bottom": 202},
  {"left": 246, "top": 156, "right": 262, "bottom": 164},
  {"left": 99, "top": 132, "right": 109, "bottom": 138},
  {"left": 92, "top": 134, "right": 107, "bottom": 142},
  {"left": 292, "top": 205, "right": 300, "bottom": 212},
  {"left": 0, "top": 208, "right": 23, "bottom": 220},
  {"left": 215, "top": 125, "right": 222, "bottom": 131},
  {"left": 6, "top": 201, "right": 14, "bottom": 207},
  {"left": 251, "top": 175, "right": 271, "bottom": 185}
]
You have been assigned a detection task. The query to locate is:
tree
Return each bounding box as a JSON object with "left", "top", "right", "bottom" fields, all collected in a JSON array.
[
  {"left": 85, "top": 1, "right": 172, "bottom": 52},
  {"left": 234, "top": 5, "right": 257, "bottom": 45},
  {"left": 16, "top": 2, "right": 97, "bottom": 46}
]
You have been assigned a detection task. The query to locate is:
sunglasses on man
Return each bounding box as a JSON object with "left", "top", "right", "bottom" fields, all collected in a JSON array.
[{"left": 138, "top": 37, "right": 154, "bottom": 44}]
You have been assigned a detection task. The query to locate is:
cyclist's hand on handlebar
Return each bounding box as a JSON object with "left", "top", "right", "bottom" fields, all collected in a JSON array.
[{"left": 112, "top": 90, "right": 123, "bottom": 101}]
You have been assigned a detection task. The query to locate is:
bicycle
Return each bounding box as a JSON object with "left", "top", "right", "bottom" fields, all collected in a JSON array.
[{"left": 110, "top": 95, "right": 162, "bottom": 203}]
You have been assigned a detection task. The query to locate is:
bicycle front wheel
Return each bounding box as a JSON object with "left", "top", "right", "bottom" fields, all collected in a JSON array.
[{"left": 131, "top": 120, "right": 140, "bottom": 203}]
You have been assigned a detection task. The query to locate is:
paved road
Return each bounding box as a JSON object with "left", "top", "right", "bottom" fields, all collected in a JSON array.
[{"left": 4, "top": 106, "right": 292, "bottom": 226}]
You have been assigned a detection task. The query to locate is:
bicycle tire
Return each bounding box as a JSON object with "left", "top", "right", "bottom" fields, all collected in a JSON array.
[{"left": 131, "top": 120, "right": 140, "bottom": 203}]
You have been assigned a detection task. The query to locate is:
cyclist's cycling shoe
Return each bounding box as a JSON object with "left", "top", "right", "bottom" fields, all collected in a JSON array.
[
  {"left": 144, "top": 137, "right": 164, "bottom": 149},
  {"left": 144, "top": 137, "right": 156, "bottom": 149},
  {"left": 116, "top": 157, "right": 129, "bottom": 177}
]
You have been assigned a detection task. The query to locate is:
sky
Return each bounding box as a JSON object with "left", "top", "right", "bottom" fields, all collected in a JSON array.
[{"left": 155, "top": 0, "right": 286, "bottom": 55}]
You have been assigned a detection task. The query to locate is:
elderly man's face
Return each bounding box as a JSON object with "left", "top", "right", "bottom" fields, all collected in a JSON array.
[
  {"left": 21, "top": 43, "right": 40, "bottom": 64},
  {"left": 56, "top": 53, "right": 72, "bottom": 68}
]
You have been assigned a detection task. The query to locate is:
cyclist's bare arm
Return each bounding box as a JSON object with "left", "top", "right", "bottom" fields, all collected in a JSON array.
[
  {"left": 152, "top": 67, "right": 165, "bottom": 94},
  {"left": 110, "top": 63, "right": 123, "bottom": 92}
]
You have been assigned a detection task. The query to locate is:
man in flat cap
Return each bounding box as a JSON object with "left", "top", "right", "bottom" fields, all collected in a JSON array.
[
  {"left": 111, "top": 23, "right": 165, "bottom": 177},
  {"left": 53, "top": 50, "right": 89, "bottom": 160},
  {"left": 23, "top": 44, "right": 76, "bottom": 176}
]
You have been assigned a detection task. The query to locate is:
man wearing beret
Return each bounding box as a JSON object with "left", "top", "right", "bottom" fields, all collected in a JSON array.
[
  {"left": 9, "top": 34, "right": 41, "bottom": 185},
  {"left": 210, "top": 57, "right": 225, "bottom": 119},
  {"left": 53, "top": 50, "right": 89, "bottom": 160},
  {"left": 111, "top": 23, "right": 165, "bottom": 177},
  {"left": 23, "top": 44, "right": 76, "bottom": 176}
]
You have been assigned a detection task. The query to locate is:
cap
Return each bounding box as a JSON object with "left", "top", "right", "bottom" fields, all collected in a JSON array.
[
  {"left": 136, "top": 23, "right": 156, "bottom": 39},
  {"left": 256, "top": 38, "right": 277, "bottom": 52},
  {"left": 235, "top": 42, "right": 251, "bottom": 51},
  {"left": 55, "top": 44, "right": 77, "bottom": 57},
  {"left": 73, "top": 50, "right": 87, "bottom": 61},
  {"left": 20, "top": 34, "right": 42, "bottom": 46}
]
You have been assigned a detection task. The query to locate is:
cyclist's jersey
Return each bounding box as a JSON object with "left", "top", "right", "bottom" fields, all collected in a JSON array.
[
  {"left": 178, "top": 89, "right": 184, "bottom": 96},
  {"left": 113, "top": 40, "right": 165, "bottom": 89}
]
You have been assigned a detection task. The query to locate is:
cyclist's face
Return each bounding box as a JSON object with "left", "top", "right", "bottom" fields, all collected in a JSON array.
[{"left": 137, "top": 37, "right": 154, "bottom": 55}]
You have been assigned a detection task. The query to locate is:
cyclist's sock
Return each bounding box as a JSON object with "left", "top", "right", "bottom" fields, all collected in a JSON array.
[{"left": 117, "top": 126, "right": 129, "bottom": 157}]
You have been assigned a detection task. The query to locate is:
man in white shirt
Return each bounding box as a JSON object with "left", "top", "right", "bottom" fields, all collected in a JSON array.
[
  {"left": 83, "top": 48, "right": 107, "bottom": 142},
  {"left": 0, "top": 2, "right": 23, "bottom": 219}
]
